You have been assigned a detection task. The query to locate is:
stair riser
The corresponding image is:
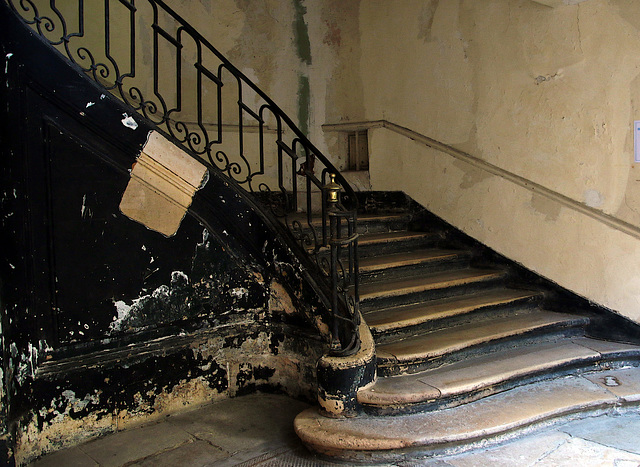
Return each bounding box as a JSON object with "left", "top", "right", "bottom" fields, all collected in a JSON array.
[
  {"left": 361, "top": 256, "right": 472, "bottom": 284},
  {"left": 377, "top": 326, "right": 587, "bottom": 377},
  {"left": 361, "top": 358, "right": 640, "bottom": 416},
  {"left": 360, "top": 277, "right": 505, "bottom": 313},
  {"left": 358, "top": 234, "right": 443, "bottom": 258},
  {"left": 370, "top": 300, "right": 543, "bottom": 345},
  {"left": 357, "top": 219, "right": 411, "bottom": 234},
  {"left": 287, "top": 216, "right": 411, "bottom": 241}
]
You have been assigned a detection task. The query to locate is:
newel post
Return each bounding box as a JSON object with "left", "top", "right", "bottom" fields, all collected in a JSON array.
[{"left": 324, "top": 173, "right": 342, "bottom": 352}]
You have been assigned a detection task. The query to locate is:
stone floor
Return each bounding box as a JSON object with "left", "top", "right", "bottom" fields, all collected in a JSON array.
[{"left": 31, "top": 393, "right": 640, "bottom": 466}]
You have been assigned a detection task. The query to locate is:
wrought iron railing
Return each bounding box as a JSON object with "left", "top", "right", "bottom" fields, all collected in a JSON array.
[{"left": 7, "top": 0, "right": 360, "bottom": 356}]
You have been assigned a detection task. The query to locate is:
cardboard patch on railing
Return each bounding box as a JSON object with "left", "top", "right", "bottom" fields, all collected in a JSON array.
[{"left": 120, "top": 131, "right": 208, "bottom": 237}]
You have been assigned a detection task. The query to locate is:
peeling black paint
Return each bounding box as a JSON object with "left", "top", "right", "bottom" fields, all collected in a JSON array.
[
  {"left": 269, "top": 332, "right": 285, "bottom": 356},
  {"left": 1, "top": 7, "right": 333, "bottom": 464}
]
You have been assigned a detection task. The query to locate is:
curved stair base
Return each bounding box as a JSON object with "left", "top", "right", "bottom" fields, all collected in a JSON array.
[
  {"left": 316, "top": 319, "right": 377, "bottom": 417},
  {"left": 295, "top": 366, "right": 640, "bottom": 464}
]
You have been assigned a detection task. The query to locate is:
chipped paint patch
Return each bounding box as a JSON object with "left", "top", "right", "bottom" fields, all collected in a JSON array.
[
  {"left": 14, "top": 326, "right": 322, "bottom": 464},
  {"left": 269, "top": 281, "right": 297, "bottom": 315},
  {"left": 15, "top": 408, "right": 113, "bottom": 466},
  {"left": 109, "top": 280, "right": 175, "bottom": 333}
]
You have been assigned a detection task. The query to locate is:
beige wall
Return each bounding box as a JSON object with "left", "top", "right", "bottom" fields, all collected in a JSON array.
[
  {"left": 164, "top": 0, "right": 363, "bottom": 167},
  {"left": 146, "top": 0, "right": 640, "bottom": 322},
  {"left": 43, "top": 1, "right": 640, "bottom": 320},
  {"left": 359, "top": 0, "right": 640, "bottom": 322}
]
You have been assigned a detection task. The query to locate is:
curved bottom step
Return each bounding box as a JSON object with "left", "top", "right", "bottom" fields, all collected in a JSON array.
[{"left": 294, "top": 366, "right": 640, "bottom": 464}]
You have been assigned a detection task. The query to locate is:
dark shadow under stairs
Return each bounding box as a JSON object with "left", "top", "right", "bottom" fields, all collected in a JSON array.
[{"left": 295, "top": 193, "right": 640, "bottom": 464}]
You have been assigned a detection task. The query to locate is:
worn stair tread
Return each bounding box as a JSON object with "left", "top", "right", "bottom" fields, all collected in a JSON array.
[
  {"left": 360, "top": 248, "right": 468, "bottom": 273},
  {"left": 359, "top": 337, "right": 640, "bottom": 406},
  {"left": 365, "top": 288, "right": 541, "bottom": 333},
  {"left": 376, "top": 309, "right": 589, "bottom": 364},
  {"left": 295, "top": 366, "right": 640, "bottom": 461},
  {"left": 359, "top": 268, "right": 506, "bottom": 301},
  {"left": 358, "top": 230, "right": 440, "bottom": 246}
]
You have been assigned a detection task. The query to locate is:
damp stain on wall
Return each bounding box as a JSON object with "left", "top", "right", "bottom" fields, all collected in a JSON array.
[
  {"left": 293, "top": 0, "right": 312, "bottom": 66},
  {"left": 293, "top": 0, "right": 312, "bottom": 136}
]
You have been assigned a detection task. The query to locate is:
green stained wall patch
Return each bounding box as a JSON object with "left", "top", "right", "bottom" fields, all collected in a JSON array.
[
  {"left": 298, "top": 74, "right": 310, "bottom": 136},
  {"left": 293, "top": 0, "right": 312, "bottom": 65}
]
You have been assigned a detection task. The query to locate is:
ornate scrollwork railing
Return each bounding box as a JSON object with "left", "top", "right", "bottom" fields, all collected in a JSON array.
[{"left": 7, "top": 0, "right": 359, "bottom": 356}]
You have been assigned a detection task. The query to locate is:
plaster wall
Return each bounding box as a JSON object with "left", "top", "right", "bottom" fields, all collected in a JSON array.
[
  {"left": 164, "top": 0, "right": 363, "bottom": 170},
  {"left": 359, "top": 0, "right": 640, "bottom": 322}
]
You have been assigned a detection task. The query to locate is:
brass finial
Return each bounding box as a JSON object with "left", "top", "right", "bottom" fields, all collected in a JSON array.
[{"left": 325, "top": 173, "right": 341, "bottom": 205}]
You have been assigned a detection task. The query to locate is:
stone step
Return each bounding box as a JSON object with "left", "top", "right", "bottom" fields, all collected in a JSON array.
[
  {"left": 286, "top": 212, "right": 412, "bottom": 236},
  {"left": 294, "top": 366, "right": 640, "bottom": 463},
  {"left": 359, "top": 268, "right": 507, "bottom": 311},
  {"left": 365, "top": 288, "right": 543, "bottom": 339},
  {"left": 356, "top": 213, "right": 413, "bottom": 233},
  {"left": 358, "top": 230, "right": 444, "bottom": 256},
  {"left": 359, "top": 337, "right": 640, "bottom": 414},
  {"left": 360, "top": 248, "right": 472, "bottom": 281},
  {"left": 376, "top": 309, "right": 589, "bottom": 375}
]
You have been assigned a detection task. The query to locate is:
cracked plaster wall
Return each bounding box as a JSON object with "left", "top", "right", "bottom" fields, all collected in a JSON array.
[{"left": 358, "top": 0, "right": 640, "bottom": 323}]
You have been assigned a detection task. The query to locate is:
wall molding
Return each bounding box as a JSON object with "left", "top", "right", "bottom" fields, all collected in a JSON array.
[{"left": 323, "top": 120, "right": 640, "bottom": 241}]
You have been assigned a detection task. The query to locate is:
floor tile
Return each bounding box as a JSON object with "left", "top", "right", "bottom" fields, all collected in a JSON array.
[
  {"left": 79, "top": 420, "right": 193, "bottom": 467},
  {"left": 31, "top": 446, "right": 98, "bottom": 467},
  {"left": 583, "top": 367, "right": 640, "bottom": 402},
  {"left": 444, "top": 431, "right": 570, "bottom": 467},
  {"left": 29, "top": 393, "right": 640, "bottom": 467},
  {"left": 532, "top": 436, "right": 640, "bottom": 466},
  {"left": 561, "top": 411, "right": 640, "bottom": 455},
  {"left": 129, "top": 439, "right": 229, "bottom": 466},
  {"left": 167, "top": 393, "right": 309, "bottom": 454}
]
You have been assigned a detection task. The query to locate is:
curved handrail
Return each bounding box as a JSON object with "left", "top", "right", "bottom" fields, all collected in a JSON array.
[{"left": 7, "top": 0, "right": 359, "bottom": 355}]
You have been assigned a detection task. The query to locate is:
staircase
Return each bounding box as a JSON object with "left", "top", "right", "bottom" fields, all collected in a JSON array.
[{"left": 295, "top": 194, "right": 640, "bottom": 463}]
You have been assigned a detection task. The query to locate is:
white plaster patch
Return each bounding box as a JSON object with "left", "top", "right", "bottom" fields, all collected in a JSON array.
[
  {"left": 111, "top": 277, "right": 181, "bottom": 333},
  {"left": 121, "top": 113, "right": 138, "bottom": 130},
  {"left": 152, "top": 285, "right": 170, "bottom": 299},
  {"left": 5, "top": 53, "right": 13, "bottom": 75},
  {"left": 39, "top": 340, "right": 53, "bottom": 353},
  {"left": 230, "top": 288, "right": 248, "bottom": 298},
  {"left": 584, "top": 189, "right": 604, "bottom": 208},
  {"left": 197, "top": 229, "right": 210, "bottom": 249},
  {"left": 111, "top": 300, "right": 133, "bottom": 332},
  {"left": 171, "top": 271, "right": 189, "bottom": 284},
  {"left": 80, "top": 194, "right": 92, "bottom": 219}
]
